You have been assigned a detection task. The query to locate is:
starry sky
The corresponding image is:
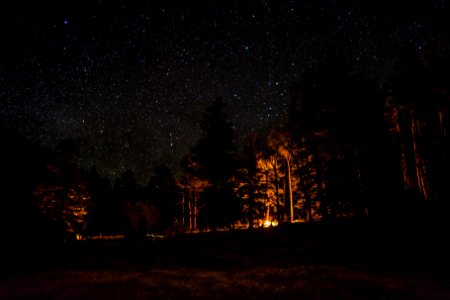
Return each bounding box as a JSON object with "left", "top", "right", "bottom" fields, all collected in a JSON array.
[{"left": 1, "top": 0, "right": 449, "bottom": 183}]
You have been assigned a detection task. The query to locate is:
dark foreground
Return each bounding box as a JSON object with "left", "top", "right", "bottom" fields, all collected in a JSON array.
[{"left": 1, "top": 223, "right": 450, "bottom": 299}]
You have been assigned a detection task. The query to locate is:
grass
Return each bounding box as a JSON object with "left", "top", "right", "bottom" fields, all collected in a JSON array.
[
  {"left": 2, "top": 224, "right": 450, "bottom": 299},
  {"left": 2, "top": 264, "right": 449, "bottom": 299}
]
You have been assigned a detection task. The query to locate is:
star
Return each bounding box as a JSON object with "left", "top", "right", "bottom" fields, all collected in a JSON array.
[{"left": 1, "top": 0, "right": 448, "bottom": 183}]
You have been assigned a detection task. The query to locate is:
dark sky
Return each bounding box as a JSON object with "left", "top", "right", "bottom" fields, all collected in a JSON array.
[{"left": 1, "top": 0, "right": 449, "bottom": 182}]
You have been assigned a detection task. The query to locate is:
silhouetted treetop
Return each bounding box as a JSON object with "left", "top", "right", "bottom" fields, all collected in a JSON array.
[{"left": 193, "top": 97, "right": 236, "bottom": 183}]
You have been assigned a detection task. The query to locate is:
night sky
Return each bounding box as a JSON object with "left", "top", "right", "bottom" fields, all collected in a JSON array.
[{"left": 1, "top": 0, "right": 449, "bottom": 182}]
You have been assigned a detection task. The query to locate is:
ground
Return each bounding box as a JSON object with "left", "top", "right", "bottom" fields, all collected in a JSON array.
[{"left": 1, "top": 223, "right": 450, "bottom": 299}]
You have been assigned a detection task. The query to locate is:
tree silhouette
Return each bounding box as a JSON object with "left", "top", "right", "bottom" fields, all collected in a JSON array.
[
  {"left": 111, "top": 169, "right": 139, "bottom": 235},
  {"left": 147, "top": 164, "right": 180, "bottom": 232},
  {"left": 1, "top": 128, "right": 49, "bottom": 246},
  {"left": 386, "top": 46, "right": 450, "bottom": 223},
  {"left": 85, "top": 166, "right": 112, "bottom": 236},
  {"left": 192, "top": 97, "right": 238, "bottom": 229},
  {"left": 287, "top": 53, "right": 390, "bottom": 221},
  {"left": 123, "top": 201, "right": 159, "bottom": 239},
  {"left": 193, "top": 97, "right": 236, "bottom": 182},
  {"left": 114, "top": 169, "right": 138, "bottom": 204}
]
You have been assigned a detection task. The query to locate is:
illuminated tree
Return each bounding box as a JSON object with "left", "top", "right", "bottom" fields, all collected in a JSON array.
[
  {"left": 257, "top": 156, "right": 277, "bottom": 224},
  {"left": 33, "top": 140, "right": 91, "bottom": 240},
  {"left": 265, "top": 151, "right": 284, "bottom": 223},
  {"left": 266, "top": 129, "right": 298, "bottom": 222},
  {"left": 180, "top": 154, "right": 210, "bottom": 231},
  {"left": 234, "top": 136, "right": 265, "bottom": 229},
  {"left": 293, "top": 138, "right": 321, "bottom": 222},
  {"left": 234, "top": 133, "right": 292, "bottom": 227},
  {"left": 34, "top": 179, "right": 90, "bottom": 239}
]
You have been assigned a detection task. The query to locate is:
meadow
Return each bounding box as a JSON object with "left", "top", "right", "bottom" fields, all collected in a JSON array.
[{"left": 2, "top": 223, "right": 450, "bottom": 299}]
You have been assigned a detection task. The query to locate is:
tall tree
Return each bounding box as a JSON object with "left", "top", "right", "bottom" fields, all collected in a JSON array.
[
  {"left": 179, "top": 154, "right": 209, "bottom": 231},
  {"left": 265, "top": 150, "right": 284, "bottom": 223},
  {"left": 192, "top": 97, "right": 238, "bottom": 229},
  {"left": 287, "top": 53, "right": 387, "bottom": 221},
  {"left": 114, "top": 169, "right": 138, "bottom": 204},
  {"left": 1, "top": 128, "right": 49, "bottom": 247},
  {"left": 234, "top": 136, "right": 265, "bottom": 229},
  {"left": 123, "top": 201, "right": 159, "bottom": 239},
  {"left": 193, "top": 97, "right": 236, "bottom": 182},
  {"left": 85, "top": 166, "right": 112, "bottom": 235},
  {"left": 147, "top": 164, "right": 180, "bottom": 232},
  {"left": 387, "top": 46, "right": 450, "bottom": 222},
  {"left": 111, "top": 169, "right": 139, "bottom": 234},
  {"left": 266, "top": 129, "right": 299, "bottom": 222}
]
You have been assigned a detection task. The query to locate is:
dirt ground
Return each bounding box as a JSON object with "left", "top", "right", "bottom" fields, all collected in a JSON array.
[{"left": 2, "top": 225, "right": 450, "bottom": 299}]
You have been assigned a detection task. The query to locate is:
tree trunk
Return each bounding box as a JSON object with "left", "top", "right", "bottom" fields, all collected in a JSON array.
[
  {"left": 181, "top": 192, "right": 186, "bottom": 228},
  {"left": 273, "top": 164, "right": 281, "bottom": 223},
  {"left": 265, "top": 170, "right": 270, "bottom": 220},
  {"left": 411, "top": 111, "right": 429, "bottom": 200},
  {"left": 354, "top": 146, "right": 368, "bottom": 217},
  {"left": 287, "top": 159, "right": 294, "bottom": 222},
  {"left": 282, "top": 177, "right": 287, "bottom": 222},
  {"left": 304, "top": 191, "right": 312, "bottom": 222},
  {"left": 248, "top": 192, "right": 255, "bottom": 230},
  {"left": 193, "top": 192, "right": 198, "bottom": 231}
]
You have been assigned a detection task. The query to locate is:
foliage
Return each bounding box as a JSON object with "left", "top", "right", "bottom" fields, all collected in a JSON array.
[
  {"left": 179, "top": 154, "right": 210, "bottom": 231},
  {"left": 85, "top": 167, "right": 113, "bottom": 235},
  {"left": 192, "top": 97, "right": 239, "bottom": 229},
  {"left": 147, "top": 164, "right": 181, "bottom": 231},
  {"left": 6, "top": 47, "right": 450, "bottom": 240},
  {"left": 123, "top": 201, "right": 159, "bottom": 238},
  {"left": 193, "top": 97, "right": 236, "bottom": 183},
  {"left": 33, "top": 140, "right": 91, "bottom": 239},
  {"left": 34, "top": 180, "right": 90, "bottom": 237},
  {"left": 234, "top": 136, "right": 267, "bottom": 228}
]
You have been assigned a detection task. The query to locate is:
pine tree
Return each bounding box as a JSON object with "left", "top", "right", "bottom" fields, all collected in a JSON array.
[
  {"left": 192, "top": 97, "right": 238, "bottom": 229},
  {"left": 147, "top": 164, "right": 180, "bottom": 231},
  {"left": 234, "top": 136, "right": 264, "bottom": 229}
]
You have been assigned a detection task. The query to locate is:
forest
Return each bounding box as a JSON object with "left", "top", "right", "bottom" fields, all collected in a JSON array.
[{"left": 2, "top": 48, "right": 450, "bottom": 246}]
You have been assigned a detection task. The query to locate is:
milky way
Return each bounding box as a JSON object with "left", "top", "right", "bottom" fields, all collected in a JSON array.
[{"left": 1, "top": 0, "right": 448, "bottom": 182}]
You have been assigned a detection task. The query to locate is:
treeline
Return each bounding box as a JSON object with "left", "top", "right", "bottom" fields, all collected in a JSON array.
[
  {"left": 1, "top": 135, "right": 182, "bottom": 242},
  {"left": 2, "top": 47, "right": 450, "bottom": 243}
]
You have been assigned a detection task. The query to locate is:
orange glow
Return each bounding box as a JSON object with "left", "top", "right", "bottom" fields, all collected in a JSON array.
[{"left": 262, "top": 219, "right": 278, "bottom": 228}]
